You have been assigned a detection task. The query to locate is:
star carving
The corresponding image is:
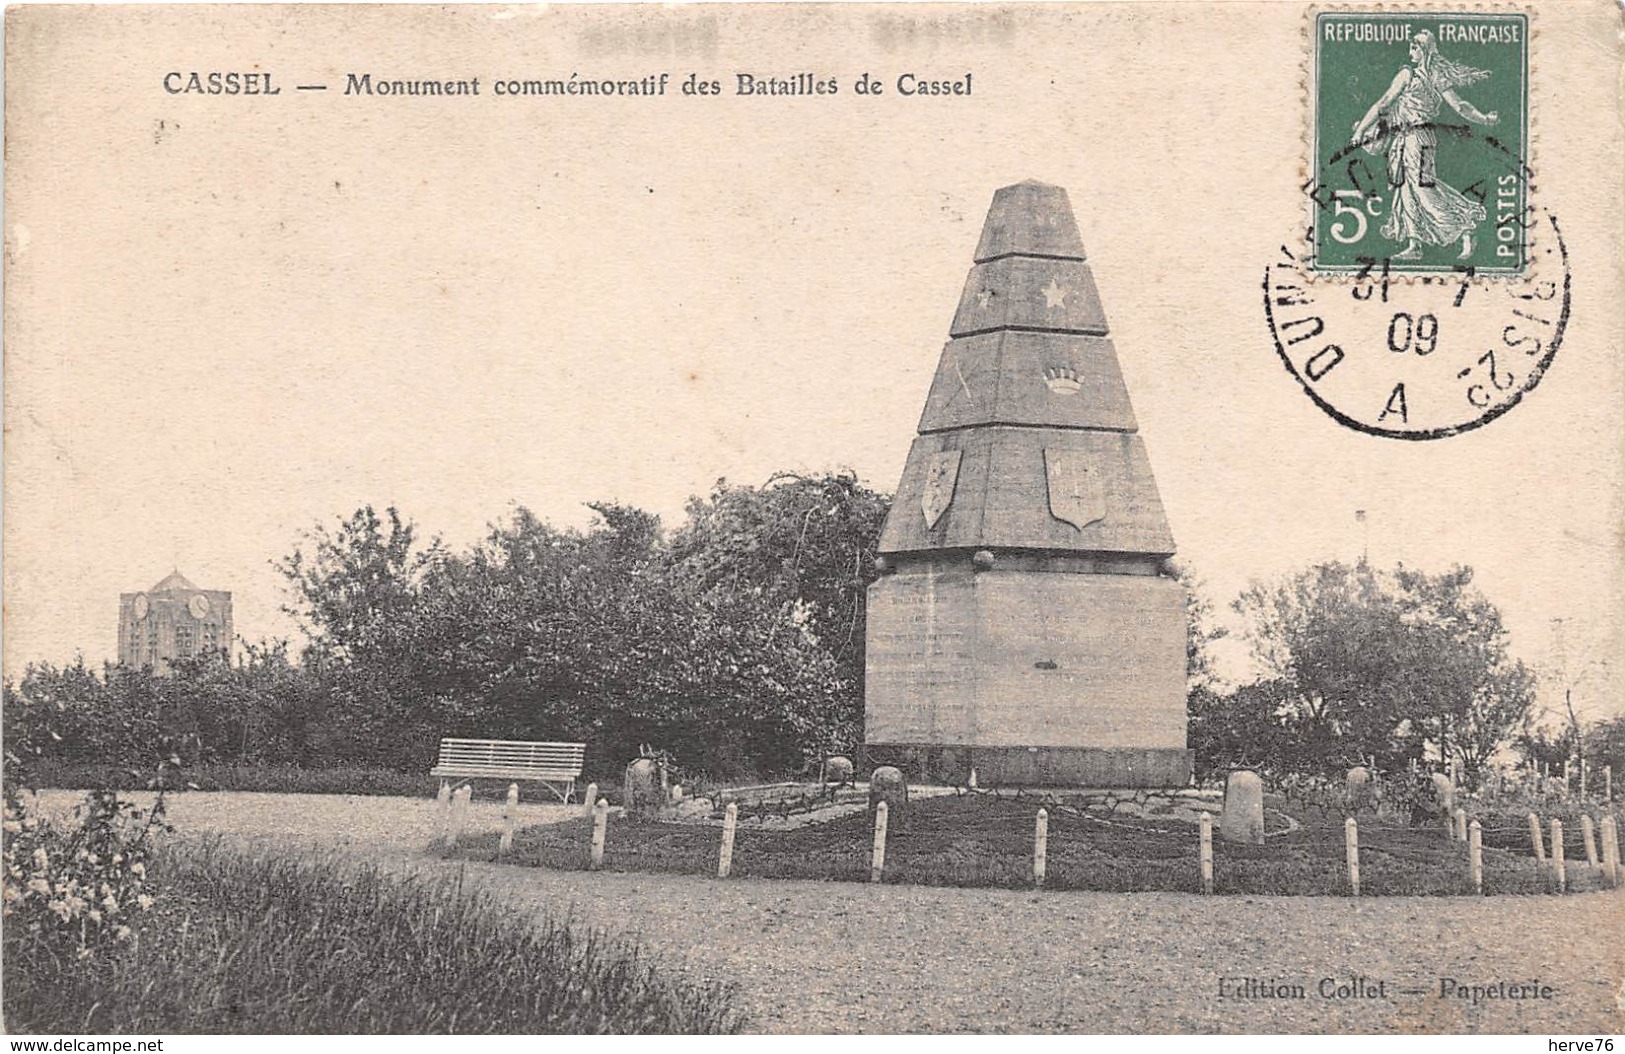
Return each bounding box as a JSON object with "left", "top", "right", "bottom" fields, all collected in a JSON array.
[{"left": 1041, "top": 278, "right": 1070, "bottom": 311}]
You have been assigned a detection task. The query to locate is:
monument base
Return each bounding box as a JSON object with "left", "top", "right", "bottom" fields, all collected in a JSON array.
[
  {"left": 863, "top": 564, "right": 1190, "bottom": 788},
  {"left": 864, "top": 744, "right": 1193, "bottom": 788}
]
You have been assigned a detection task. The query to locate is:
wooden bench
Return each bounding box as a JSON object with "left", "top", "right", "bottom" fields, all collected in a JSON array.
[{"left": 430, "top": 738, "right": 586, "bottom": 804}]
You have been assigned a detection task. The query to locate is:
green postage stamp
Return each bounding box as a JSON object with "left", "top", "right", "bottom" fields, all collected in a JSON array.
[{"left": 1310, "top": 10, "right": 1529, "bottom": 275}]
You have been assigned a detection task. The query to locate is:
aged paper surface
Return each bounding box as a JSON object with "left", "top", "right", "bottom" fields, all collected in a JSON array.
[{"left": 5, "top": 1, "right": 1623, "bottom": 1036}]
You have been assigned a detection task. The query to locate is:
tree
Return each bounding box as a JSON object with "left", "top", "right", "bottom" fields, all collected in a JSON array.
[
  {"left": 1514, "top": 720, "right": 1574, "bottom": 776},
  {"left": 3, "top": 660, "right": 205, "bottom": 784},
  {"left": 1187, "top": 680, "right": 1294, "bottom": 781},
  {"left": 667, "top": 472, "right": 889, "bottom": 734},
  {"left": 1518, "top": 712, "right": 1625, "bottom": 789},
  {"left": 450, "top": 500, "right": 851, "bottom": 774},
  {"left": 1231, "top": 561, "right": 1535, "bottom": 780},
  {"left": 269, "top": 498, "right": 859, "bottom": 777},
  {"left": 274, "top": 505, "right": 437, "bottom": 666},
  {"left": 1580, "top": 715, "right": 1625, "bottom": 790},
  {"left": 1168, "top": 559, "right": 1227, "bottom": 690},
  {"left": 1451, "top": 662, "right": 1538, "bottom": 782}
]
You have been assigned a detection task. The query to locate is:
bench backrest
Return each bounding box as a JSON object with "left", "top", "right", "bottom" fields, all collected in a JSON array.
[{"left": 436, "top": 738, "right": 586, "bottom": 772}]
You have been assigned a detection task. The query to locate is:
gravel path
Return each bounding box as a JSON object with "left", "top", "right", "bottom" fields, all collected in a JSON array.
[{"left": 38, "top": 790, "right": 1625, "bottom": 1033}]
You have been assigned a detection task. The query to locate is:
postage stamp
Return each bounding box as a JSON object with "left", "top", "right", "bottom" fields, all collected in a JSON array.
[{"left": 1309, "top": 10, "right": 1529, "bottom": 276}]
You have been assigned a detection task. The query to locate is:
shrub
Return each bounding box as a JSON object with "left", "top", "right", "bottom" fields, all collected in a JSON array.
[{"left": 2, "top": 789, "right": 167, "bottom": 979}]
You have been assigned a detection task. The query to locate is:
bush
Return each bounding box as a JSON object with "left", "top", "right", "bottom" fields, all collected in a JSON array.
[
  {"left": 2, "top": 789, "right": 167, "bottom": 972},
  {"left": 4, "top": 836, "right": 742, "bottom": 1034}
]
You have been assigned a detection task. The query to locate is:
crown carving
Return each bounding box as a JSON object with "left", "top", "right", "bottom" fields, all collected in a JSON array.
[{"left": 1043, "top": 365, "right": 1081, "bottom": 394}]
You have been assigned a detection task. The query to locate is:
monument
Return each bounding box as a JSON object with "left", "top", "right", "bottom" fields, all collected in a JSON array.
[{"left": 864, "top": 181, "right": 1190, "bottom": 787}]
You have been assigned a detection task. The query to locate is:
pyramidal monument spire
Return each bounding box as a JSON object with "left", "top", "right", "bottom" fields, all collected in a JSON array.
[{"left": 865, "top": 181, "right": 1190, "bottom": 788}]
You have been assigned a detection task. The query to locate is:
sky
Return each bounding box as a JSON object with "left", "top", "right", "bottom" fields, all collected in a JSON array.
[{"left": 6, "top": 3, "right": 1622, "bottom": 723}]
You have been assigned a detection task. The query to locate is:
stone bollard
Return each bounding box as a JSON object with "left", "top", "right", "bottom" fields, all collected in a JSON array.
[
  {"left": 624, "top": 760, "right": 662, "bottom": 819},
  {"left": 1528, "top": 813, "right": 1546, "bottom": 863},
  {"left": 436, "top": 782, "right": 453, "bottom": 846},
  {"left": 1454, "top": 808, "right": 1467, "bottom": 843},
  {"left": 499, "top": 795, "right": 519, "bottom": 859},
  {"left": 1345, "top": 817, "right": 1360, "bottom": 897},
  {"left": 581, "top": 782, "right": 598, "bottom": 820},
  {"left": 871, "top": 800, "right": 889, "bottom": 883},
  {"left": 869, "top": 767, "right": 908, "bottom": 830},
  {"left": 1581, "top": 814, "right": 1599, "bottom": 871},
  {"left": 717, "top": 802, "right": 738, "bottom": 879},
  {"left": 1601, "top": 817, "right": 1620, "bottom": 888},
  {"left": 1468, "top": 819, "right": 1483, "bottom": 895},
  {"left": 1346, "top": 767, "right": 1372, "bottom": 812},
  {"left": 589, "top": 798, "right": 609, "bottom": 869},
  {"left": 824, "top": 756, "right": 854, "bottom": 787},
  {"left": 1199, "top": 811, "right": 1215, "bottom": 895},
  {"left": 671, "top": 784, "right": 683, "bottom": 802},
  {"left": 1550, "top": 818, "right": 1566, "bottom": 893},
  {"left": 1220, "top": 770, "right": 1264, "bottom": 845},
  {"left": 1033, "top": 808, "right": 1049, "bottom": 888}
]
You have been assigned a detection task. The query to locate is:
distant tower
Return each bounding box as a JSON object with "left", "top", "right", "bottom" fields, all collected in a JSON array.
[
  {"left": 864, "top": 181, "right": 1189, "bottom": 787},
  {"left": 118, "top": 570, "right": 233, "bottom": 672}
]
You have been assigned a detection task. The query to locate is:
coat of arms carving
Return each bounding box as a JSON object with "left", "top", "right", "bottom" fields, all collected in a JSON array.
[
  {"left": 920, "top": 450, "right": 962, "bottom": 529},
  {"left": 1043, "top": 448, "right": 1106, "bottom": 530}
]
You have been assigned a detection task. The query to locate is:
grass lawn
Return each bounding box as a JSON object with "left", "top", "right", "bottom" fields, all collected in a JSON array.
[
  {"left": 3, "top": 836, "right": 741, "bottom": 1034},
  {"left": 444, "top": 792, "right": 1617, "bottom": 897}
]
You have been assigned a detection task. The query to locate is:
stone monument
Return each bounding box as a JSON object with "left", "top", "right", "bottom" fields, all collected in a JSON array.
[
  {"left": 1220, "top": 770, "right": 1265, "bottom": 844},
  {"left": 1346, "top": 766, "right": 1373, "bottom": 811},
  {"left": 868, "top": 766, "right": 908, "bottom": 822},
  {"left": 864, "top": 181, "right": 1190, "bottom": 787},
  {"left": 624, "top": 758, "right": 661, "bottom": 817}
]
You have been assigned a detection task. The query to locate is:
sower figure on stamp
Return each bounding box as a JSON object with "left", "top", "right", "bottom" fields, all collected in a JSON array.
[{"left": 1351, "top": 30, "right": 1500, "bottom": 261}]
